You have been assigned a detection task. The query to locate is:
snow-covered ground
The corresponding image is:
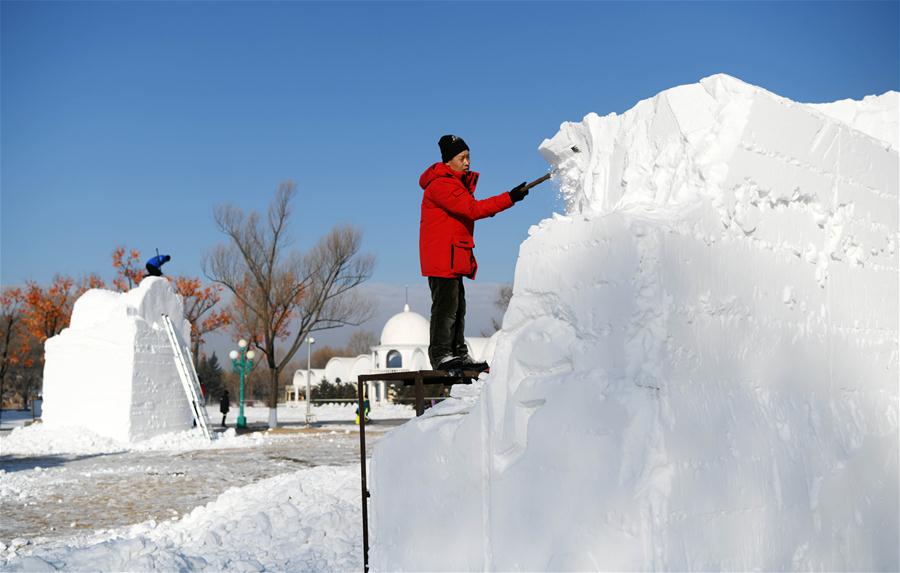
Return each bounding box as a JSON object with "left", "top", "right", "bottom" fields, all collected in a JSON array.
[
  {"left": 0, "top": 402, "right": 414, "bottom": 570},
  {"left": 1, "top": 402, "right": 414, "bottom": 457},
  {"left": 4, "top": 465, "right": 364, "bottom": 572}
]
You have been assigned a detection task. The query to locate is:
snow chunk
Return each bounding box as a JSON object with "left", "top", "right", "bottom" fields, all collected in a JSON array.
[
  {"left": 370, "top": 75, "right": 899, "bottom": 571},
  {"left": 807, "top": 91, "right": 899, "bottom": 150},
  {"left": 41, "top": 278, "right": 194, "bottom": 443}
]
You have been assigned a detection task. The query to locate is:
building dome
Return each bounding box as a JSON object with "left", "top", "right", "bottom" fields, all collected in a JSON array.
[{"left": 380, "top": 304, "right": 430, "bottom": 346}]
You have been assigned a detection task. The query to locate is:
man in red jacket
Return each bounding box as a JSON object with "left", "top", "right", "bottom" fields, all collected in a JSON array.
[{"left": 419, "top": 134, "right": 530, "bottom": 371}]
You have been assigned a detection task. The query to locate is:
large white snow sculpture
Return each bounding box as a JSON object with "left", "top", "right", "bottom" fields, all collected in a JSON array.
[
  {"left": 369, "top": 75, "right": 898, "bottom": 571},
  {"left": 41, "top": 277, "right": 194, "bottom": 443}
]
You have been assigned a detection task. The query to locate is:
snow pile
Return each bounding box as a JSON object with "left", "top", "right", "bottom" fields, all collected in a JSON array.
[
  {"left": 306, "top": 401, "right": 415, "bottom": 421},
  {"left": 808, "top": 91, "right": 899, "bottom": 151},
  {"left": 369, "top": 75, "right": 898, "bottom": 571},
  {"left": 2, "top": 423, "right": 221, "bottom": 456},
  {"left": 1, "top": 424, "right": 128, "bottom": 456},
  {"left": 41, "top": 278, "right": 193, "bottom": 443},
  {"left": 0, "top": 420, "right": 305, "bottom": 456},
  {"left": 1, "top": 401, "right": 413, "bottom": 456},
  {"left": 2, "top": 465, "right": 363, "bottom": 572}
]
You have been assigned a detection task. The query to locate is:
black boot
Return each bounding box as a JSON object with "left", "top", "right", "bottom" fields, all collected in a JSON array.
[
  {"left": 438, "top": 356, "right": 465, "bottom": 371},
  {"left": 442, "top": 355, "right": 489, "bottom": 373},
  {"left": 460, "top": 356, "right": 490, "bottom": 373}
]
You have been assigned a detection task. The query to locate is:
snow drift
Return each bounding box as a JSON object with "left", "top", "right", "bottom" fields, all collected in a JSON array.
[
  {"left": 369, "top": 74, "right": 898, "bottom": 571},
  {"left": 3, "top": 466, "right": 363, "bottom": 572},
  {"left": 41, "top": 277, "right": 194, "bottom": 443}
]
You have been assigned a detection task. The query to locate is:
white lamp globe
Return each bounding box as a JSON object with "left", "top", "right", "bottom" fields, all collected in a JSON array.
[
  {"left": 229, "top": 350, "right": 239, "bottom": 360},
  {"left": 238, "top": 339, "right": 248, "bottom": 348},
  {"left": 246, "top": 350, "right": 256, "bottom": 360}
]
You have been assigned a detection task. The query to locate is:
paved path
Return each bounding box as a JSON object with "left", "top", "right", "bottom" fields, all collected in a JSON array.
[{"left": 1, "top": 427, "right": 392, "bottom": 545}]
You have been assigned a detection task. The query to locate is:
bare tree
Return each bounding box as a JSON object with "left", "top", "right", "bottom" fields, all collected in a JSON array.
[
  {"left": 307, "top": 331, "right": 377, "bottom": 369},
  {"left": 489, "top": 284, "right": 514, "bottom": 333},
  {"left": 204, "top": 181, "right": 375, "bottom": 427},
  {"left": 310, "top": 345, "right": 341, "bottom": 369},
  {"left": 345, "top": 330, "right": 378, "bottom": 356},
  {"left": 0, "top": 288, "right": 24, "bottom": 420},
  {"left": 173, "top": 277, "right": 231, "bottom": 369}
]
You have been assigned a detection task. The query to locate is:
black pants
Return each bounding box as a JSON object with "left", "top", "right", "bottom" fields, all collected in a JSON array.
[
  {"left": 428, "top": 277, "right": 467, "bottom": 368},
  {"left": 146, "top": 263, "right": 162, "bottom": 277}
]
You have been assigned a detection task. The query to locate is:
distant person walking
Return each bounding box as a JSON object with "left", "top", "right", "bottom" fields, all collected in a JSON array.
[
  {"left": 219, "top": 390, "right": 230, "bottom": 428},
  {"left": 145, "top": 253, "right": 171, "bottom": 277},
  {"left": 419, "top": 135, "right": 530, "bottom": 370}
]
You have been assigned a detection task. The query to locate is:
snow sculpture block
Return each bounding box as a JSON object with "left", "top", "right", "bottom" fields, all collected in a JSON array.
[
  {"left": 369, "top": 75, "right": 898, "bottom": 571},
  {"left": 41, "top": 277, "right": 194, "bottom": 443}
]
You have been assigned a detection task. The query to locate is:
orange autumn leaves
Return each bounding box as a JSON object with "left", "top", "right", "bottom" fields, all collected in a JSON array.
[
  {"left": 111, "top": 247, "right": 145, "bottom": 292},
  {"left": 1, "top": 286, "right": 31, "bottom": 372},
  {"left": 1, "top": 248, "right": 232, "bottom": 377},
  {"left": 229, "top": 273, "right": 306, "bottom": 348},
  {"left": 110, "top": 247, "right": 233, "bottom": 356},
  {"left": 174, "top": 276, "right": 231, "bottom": 357},
  {"left": 1, "top": 276, "right": 98, "bottom": 370}
]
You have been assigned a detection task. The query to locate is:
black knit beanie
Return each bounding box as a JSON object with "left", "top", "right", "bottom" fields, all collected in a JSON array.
[{"left": 439, "top": 134, "right": 469, "bottom": 163}]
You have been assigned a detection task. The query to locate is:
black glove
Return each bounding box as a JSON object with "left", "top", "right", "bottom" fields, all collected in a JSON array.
[{"left": 509, "top": 182, "right": 529, "bottom": 203}]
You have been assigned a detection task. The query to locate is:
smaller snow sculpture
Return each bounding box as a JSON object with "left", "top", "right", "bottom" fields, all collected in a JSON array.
[{"left": 41, "top": 277, "right": 194, "bottom": 442}]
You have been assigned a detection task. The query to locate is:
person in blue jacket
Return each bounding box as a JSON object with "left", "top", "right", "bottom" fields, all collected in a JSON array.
[
  {"left": 355, "top": 399, "right": 370, "bottom": 425},
  {"left": 145, "top": 254, "right": 171, "bottom": 277}
]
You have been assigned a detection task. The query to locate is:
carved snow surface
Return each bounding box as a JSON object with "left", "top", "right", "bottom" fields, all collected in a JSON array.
[
  {"left": 369, "top": 75, "right": 898, "bottom": 571},
  {"left": 41, "top": 277, "right": 194, "bottom": 443}
]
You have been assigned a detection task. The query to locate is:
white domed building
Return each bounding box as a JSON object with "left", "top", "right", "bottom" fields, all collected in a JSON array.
[
  {"left": 373, "top": 304, "right": 431, "bottom": 372},
  {"left": 290, "top": 303, "right": 499, "bottom": 404}
]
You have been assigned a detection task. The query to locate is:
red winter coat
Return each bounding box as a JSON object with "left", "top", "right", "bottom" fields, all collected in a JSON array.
[{"left": 419, "top": 162, "right": 514, "bottom": 279}]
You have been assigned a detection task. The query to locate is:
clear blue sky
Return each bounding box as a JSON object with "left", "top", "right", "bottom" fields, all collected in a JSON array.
[{"left": 2, "top": 1, "right": 898, "bottom": 346}]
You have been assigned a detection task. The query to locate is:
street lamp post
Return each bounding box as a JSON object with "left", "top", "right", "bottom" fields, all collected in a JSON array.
[
  {"left": 229, "top": 339, "right": 255, "bottom": 429},
  {"left": 306, "top": 336, "right": 315, "bottom": 427}
]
